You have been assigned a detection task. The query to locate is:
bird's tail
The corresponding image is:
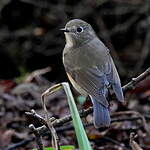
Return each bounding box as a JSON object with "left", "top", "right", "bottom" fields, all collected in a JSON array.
[{"left": 91, "top": 98, "right": 111, "bottom": 128}]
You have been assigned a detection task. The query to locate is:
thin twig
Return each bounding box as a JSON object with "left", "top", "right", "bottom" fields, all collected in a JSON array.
[
  {"left": 29, "top": 124, "right": 44, "bottom": 150},
  {"left": 26, "top": 109, "right": 150, "bottom": 135},
  {"left": 41, "top": 90, "right": 60, "bottom": 150},
  {"left": 122, "top": 67, "right": 150, "bottom": 92}
]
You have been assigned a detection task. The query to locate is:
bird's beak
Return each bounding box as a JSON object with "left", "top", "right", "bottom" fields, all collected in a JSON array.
[{"left": 60, "top": 28, "right": 70, "bottom": 32}]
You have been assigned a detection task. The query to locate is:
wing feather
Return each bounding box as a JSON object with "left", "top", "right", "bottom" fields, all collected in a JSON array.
[{"left": 68, "top": 67, "right": 109, "bottom": 107}]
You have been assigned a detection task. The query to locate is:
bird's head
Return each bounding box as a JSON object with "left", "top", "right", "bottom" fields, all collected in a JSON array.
[{"left": 61, "top": 19, "right": 96, "bottom": 47}]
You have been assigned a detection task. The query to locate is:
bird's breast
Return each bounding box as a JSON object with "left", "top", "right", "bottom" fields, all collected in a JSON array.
[{"left": 63, "top": 37, "right": 109, "bottom": 71}]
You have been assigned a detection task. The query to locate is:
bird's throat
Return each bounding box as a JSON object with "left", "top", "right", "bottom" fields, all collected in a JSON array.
[{"left": 65, "top": 33, "right": 75, "bottom": 48}]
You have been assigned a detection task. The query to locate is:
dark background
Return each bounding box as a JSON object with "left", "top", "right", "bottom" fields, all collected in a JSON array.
[{"left": 0, "top": 0, "right": 149, "bottom": 83}]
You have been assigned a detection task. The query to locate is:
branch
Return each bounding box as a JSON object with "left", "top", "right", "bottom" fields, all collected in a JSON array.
[
  {"left": 122, "top": 67, "right": 150, "bottom": 92},
  {"left": 29, "top": 124, "right": 44, "bottom": 150},
  {"left": 25, "top": 67, "right": 150, "bottom": 135}
]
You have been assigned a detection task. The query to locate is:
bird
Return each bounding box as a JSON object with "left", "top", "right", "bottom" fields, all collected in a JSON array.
[{"left": 61, "top": 19, "right": 124, "bottom": 128}]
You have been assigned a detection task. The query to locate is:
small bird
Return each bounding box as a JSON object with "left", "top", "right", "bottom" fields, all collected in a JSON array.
[{"left": 61, "top": 19, "right": 124, "bottom": 128}]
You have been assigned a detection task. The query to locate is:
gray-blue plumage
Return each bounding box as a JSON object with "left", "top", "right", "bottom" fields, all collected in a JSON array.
[
  {"left": 62, "top": 19, "right": 124, "bottom": 128},
  {"left": 92, "top": 98, "right": 111, "bottom": 127}
]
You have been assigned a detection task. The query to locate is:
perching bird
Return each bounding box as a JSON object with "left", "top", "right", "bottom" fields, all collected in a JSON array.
[{"left": 61, "top": 19, "right": 124, "bottom": 128}]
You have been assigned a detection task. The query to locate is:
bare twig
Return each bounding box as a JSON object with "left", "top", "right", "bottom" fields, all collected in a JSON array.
[
  {"left": 26, "top": 109, "right": 56, "bottom": 125},
  {"left": 26, "top": 109, "right": 150, "bottom": 136},
  {"left": 24, "top": 66, "right": 51, "bottom": 83},
  {"left": 41, "top": 89, "right": 60, "bottom": 150},
  {"left": 29, "top": 124, "right": 44, "bottom": 150},
  {"left": 122, "top": 67, "right": 150, "bottom": 92},
  {"left": 26, "top": 107, "right": 93, "bottom": 135},
  {"left": 26, "top": 110, "right": 150, "bottom": 129}
]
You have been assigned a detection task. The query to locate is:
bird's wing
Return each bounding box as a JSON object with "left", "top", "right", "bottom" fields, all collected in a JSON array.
[
  {"left": 84, "top": 37, "right": 124, "bottom": 102},
  {"left": 105, "top": 57, "right": 124, "bottom": 102},
  {"left": 67, "top": 66, "right": 109, "bottom": 107}
]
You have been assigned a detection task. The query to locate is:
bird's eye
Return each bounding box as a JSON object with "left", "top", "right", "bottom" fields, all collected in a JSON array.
[{"left": 76, "top": 27, "right": 83, "bottom": 33}]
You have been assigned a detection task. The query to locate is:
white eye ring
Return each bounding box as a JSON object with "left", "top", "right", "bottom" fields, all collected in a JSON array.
[{"left": 76, "top": 27, "right": 83, "bottom": 33}]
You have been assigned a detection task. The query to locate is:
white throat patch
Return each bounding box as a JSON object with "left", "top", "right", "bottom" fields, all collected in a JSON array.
[{"left": 65, "top": 33, "right": 75, "bottom": 48}]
